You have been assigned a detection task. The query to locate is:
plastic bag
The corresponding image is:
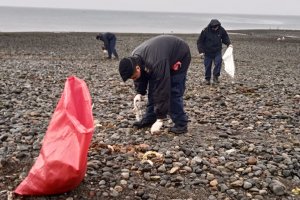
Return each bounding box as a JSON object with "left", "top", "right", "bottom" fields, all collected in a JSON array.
[
  {"left": 222, "top": 46, "right": 235, "bottom": 78},
  {"left": 15, "top": 76, "right": 94, "bottom": 195}
]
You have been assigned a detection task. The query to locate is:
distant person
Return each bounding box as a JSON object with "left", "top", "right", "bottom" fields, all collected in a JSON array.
[
  {"left": 118, "top": 35, "right": 191, "bottom": 134},
  {"left": 197, "top": 19, "right": 232, "bottom": 85},
  {"left": 96, "top": 32, "right": 119, "bottom": 59}
]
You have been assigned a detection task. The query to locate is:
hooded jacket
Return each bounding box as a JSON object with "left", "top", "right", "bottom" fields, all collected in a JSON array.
[
  {"left": 197, "top": 19, "right": 231, "bottom": 57},
  {"left": 132, "top": 35, "right": 191, "bottom": 119}
]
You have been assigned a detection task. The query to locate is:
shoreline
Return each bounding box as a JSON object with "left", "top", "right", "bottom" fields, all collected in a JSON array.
[{"left": 1, "top": 29, "right": 300, "bottom": 36}]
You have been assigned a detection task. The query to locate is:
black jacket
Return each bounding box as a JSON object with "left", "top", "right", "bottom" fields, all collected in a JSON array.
[
  {"left": 197, "top": 19, "right": 231, "bottom": 57},
  {"left": 132, "top": 35, "right": 190, "bottom": 119}
]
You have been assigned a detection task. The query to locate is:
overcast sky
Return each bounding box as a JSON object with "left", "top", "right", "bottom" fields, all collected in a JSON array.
[{"left": 0, "top": 0, "right": 299, "bottom": 16}]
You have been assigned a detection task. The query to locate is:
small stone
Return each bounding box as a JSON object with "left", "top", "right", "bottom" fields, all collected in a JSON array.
[
  {"left": 210, "top": 179, "right": 218, "bottom": 187},
  {"left": 114, "top": 185, "right": 123, "bottom": 192},
  {"left": 247, "top": 156, "right": 257, "bottom": 165},
  {"left": 121, "top": 172, "right": 130, "bottom": 179},
  {"left": 169, "top": 166, "right": 180, "bottom": 174},
  {"left": 231, "top": 180, "right": 244, "bottom": 187},
  {"left": 243, "top": 181, "right": 253, "bottom": 189},
  {"left": 269, "top": 180, "right": 286, "bottom": 196}
]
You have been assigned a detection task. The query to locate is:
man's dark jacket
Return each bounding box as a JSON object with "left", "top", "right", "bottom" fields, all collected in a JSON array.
[
  {"left": 132, "top": 35, "right": 190, "bottom": 119},
  {"left": 97, "top": 32, "right": 116, "bottom": 55},
  {"left": 197, "top": 19, "right": 231, "bottom": 57}
]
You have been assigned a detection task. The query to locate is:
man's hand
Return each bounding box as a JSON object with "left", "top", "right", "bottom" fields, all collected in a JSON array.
[
  {"left": 199, "top": 53, "right": 204, "bottom": 59},
  {"left": 150, "top": 119, "right": 163, "bottom": 134},
  {"left": 228, "top": 44, "right": 233, "bottom": 48}
]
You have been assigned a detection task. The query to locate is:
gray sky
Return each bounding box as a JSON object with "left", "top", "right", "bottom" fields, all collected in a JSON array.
[{"left": 0, "top": 0, "right": 299, "bottom": 16}]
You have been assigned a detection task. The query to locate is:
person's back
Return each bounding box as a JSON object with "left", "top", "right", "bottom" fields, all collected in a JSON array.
[
  {"left": 132, "top": 35, "right": 190, "bottom": 74},
  {"left": 100, "top": 32, "right": 116, "bottom": 41}
]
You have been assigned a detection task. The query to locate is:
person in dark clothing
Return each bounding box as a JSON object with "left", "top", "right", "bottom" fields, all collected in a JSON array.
[
  {"left": 119, "top": 35, "right": 191, "bottom": 134},
  {"left": 96, "top": 32, "right": 119, "bottom": 59},
  {"left": 197, "top": 19, "right": 232, "bottom": 85}
]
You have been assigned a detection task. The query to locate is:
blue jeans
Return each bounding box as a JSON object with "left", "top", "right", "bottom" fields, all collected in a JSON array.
[
  {"left": 108, "top": 38, "right": 119, "bottom": 58},
  {"left": 204, "top": 51, "right": 222, "bottom": 80},
  {"left": 144, "top": 72, "right": 188, "bottom": 127}
]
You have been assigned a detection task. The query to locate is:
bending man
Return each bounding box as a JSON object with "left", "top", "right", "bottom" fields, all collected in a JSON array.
[
  {"left": 96, "top": 32, "right": 119, "bottom": 59},
  {"left": 119, "top": 35, "right": 191, "bottom": 134}
]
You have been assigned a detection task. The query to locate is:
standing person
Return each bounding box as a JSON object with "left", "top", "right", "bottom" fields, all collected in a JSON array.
[
  {"left": 197, "top": 19, "right": 232, "bottom": 85},
  {"left": 96, "top": 32, "right": 119, "bottom": 59},
  {"left": 118, "top": 35, "right": 191, "bottom": 134}
]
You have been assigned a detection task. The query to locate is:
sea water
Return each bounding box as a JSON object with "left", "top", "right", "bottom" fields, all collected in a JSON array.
[{"left": 1, "top": 6, "right": 300, "bottom": 33}]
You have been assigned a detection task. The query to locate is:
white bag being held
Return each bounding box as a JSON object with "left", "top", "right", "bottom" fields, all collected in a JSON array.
[{"left": 222, "top": 46, "right": 235, "bottom": 79}]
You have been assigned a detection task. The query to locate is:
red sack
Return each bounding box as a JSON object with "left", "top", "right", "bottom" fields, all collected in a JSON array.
[{"left": 15, "top": 76, "right": 94, "bottom": 195}]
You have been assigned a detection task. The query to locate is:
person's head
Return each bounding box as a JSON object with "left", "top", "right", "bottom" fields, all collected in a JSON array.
[
  {"left": 119, "top": 56, "right": 141, "bottom": 82},
  {"left": 96, "top": 33, "right": 103, "bottom": 40},
  {"left": 209, "top": 19, "right": 221, "bottom": 31},
  {"left": 211, "top": 24, "right": 220, "bottom": 31}
]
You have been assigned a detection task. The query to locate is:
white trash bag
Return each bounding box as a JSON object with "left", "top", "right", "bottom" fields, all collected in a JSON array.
[
  {"left": 134, "top": 101, "right": 144, "bottom": 121},
  {"left": 133, "top": 94, "right": 146, "bottom": 121},
  {"left": 222, "top": 46, "right": 235, "bottom": 79}
]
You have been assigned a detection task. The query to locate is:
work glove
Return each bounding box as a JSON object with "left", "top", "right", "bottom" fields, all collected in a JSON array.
[
  {"left": 199, "top": 53, "right": 204, "bottom": 59},
  {"left": 133, "top": 94, "right": 143, "bottom": 121},
  {"left": 150, "top": 119, "right": 163, "bottom": 134},
  {"left": 102, "top": 46, "right": 108, "bottom": 54}
]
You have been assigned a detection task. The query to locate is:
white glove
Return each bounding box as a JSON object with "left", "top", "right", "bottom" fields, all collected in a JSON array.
[
  {"left": 133, "top": 94, "right": 143, "bottom": 121},
  {"left": 150, "top": 119, "right": 163, "bottom": 134},
  {"left": 228, "top": 44, "right": 233, "bottom": 48},
  {"left": 199, "top": 53, "right": 204, "bottom": 59}
]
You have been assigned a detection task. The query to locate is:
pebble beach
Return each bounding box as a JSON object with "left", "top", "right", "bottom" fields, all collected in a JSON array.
[{"left": 0, "top": 30, "right": 300, "bottom": 200}]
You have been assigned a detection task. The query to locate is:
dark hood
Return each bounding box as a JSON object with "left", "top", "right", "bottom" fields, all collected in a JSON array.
[{"left": 208, "top": 19, "right": 221, "bottom": 27}]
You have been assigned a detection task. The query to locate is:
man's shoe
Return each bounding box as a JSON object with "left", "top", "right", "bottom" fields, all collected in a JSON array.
[
  {"left": 133, "top": 118, "right": 156, "bottom": 129},
  {"left": 213, "top": 76, "right": 219, "bottom": 84},
  {"left": 169, "top": 126, "right": 188, "bottom": 134},
  {"left": 204, "top": 79, "right": 210, "bottom": 85}
]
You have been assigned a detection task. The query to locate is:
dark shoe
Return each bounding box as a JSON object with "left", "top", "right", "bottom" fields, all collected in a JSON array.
[
  {"left": 169, "top": 126, "right": 188, "bottom": 134},
  {"left": 133, "top": 118, "right": 156, "bottom": 129},
  {"left": 213, "top": 76, "right": 219, "bottom": 84},
  {"left": 204, "top": 79, "right": 210, "bottom": 85}
]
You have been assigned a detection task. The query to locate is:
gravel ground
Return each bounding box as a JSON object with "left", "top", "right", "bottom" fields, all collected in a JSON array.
[{"left": 0, "top": 30, "right": 300, "bottom": 200}]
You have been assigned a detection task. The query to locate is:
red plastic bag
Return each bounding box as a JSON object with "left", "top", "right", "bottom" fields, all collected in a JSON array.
[{"left": 15, "top": 76, "right": 94, "bottom": 195}]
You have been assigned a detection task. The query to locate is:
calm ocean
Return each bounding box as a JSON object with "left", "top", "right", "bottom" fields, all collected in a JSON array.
[{"left": 1, "top": 6, "right": 300, "bottom": 33}]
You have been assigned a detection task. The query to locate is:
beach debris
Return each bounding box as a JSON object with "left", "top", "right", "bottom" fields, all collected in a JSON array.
[
  {"left": 140, "top": 159, "right": 154, "bottom": 166},
  {"left": 7, "top": 191, "right": 13, "bottom": 200},
  {"left": 142, "top": 151, "right": 163, "bottom": 160},
  {"left": 277, "top": 36, "right": 285, "bottom": 41},
  {"left": 94, "top": 119, "right": 102, "bottom": 127},
  {"left": 292, "top": 187, "right": 300, "bottom": 195}
]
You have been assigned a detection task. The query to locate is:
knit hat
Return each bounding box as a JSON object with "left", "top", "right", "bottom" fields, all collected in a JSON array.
[{"left": 119, "top": 57, "right": 136, "bottom": 82}]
